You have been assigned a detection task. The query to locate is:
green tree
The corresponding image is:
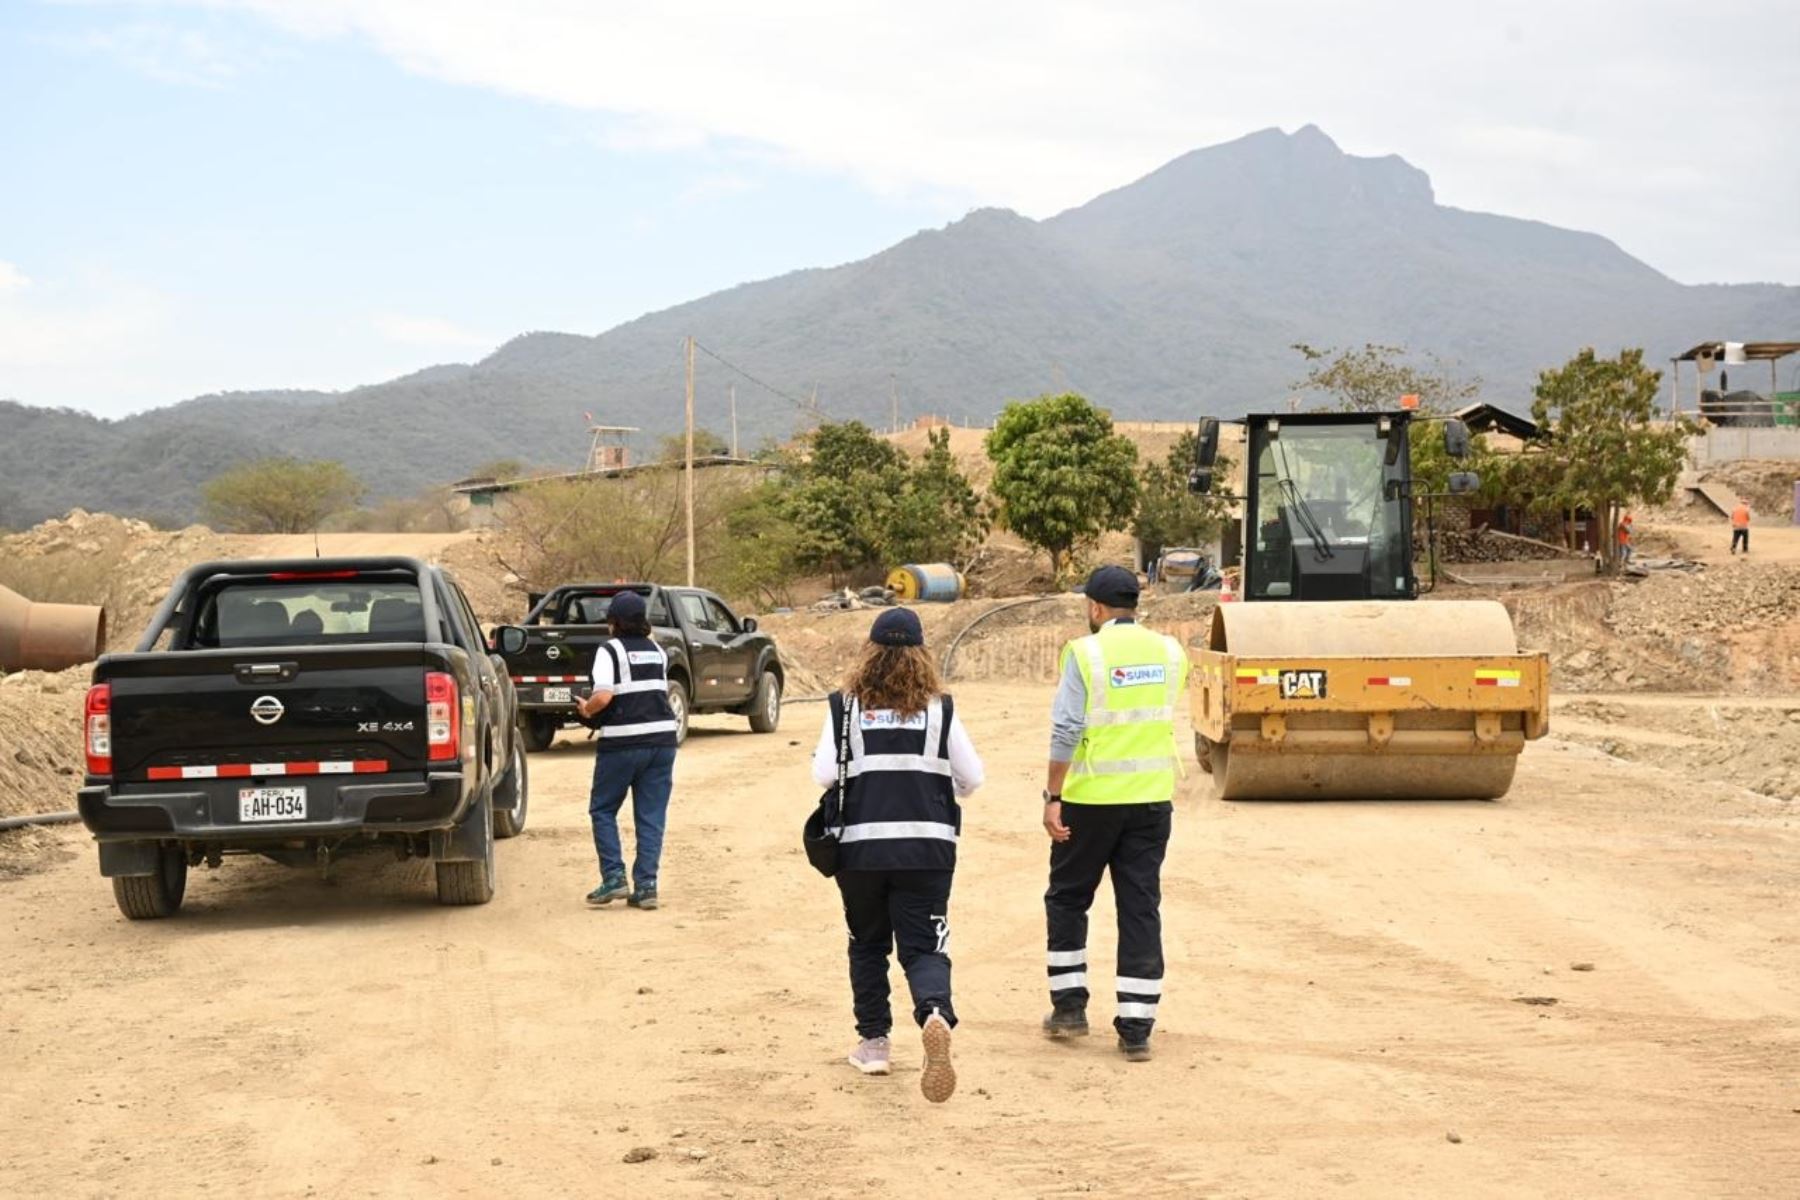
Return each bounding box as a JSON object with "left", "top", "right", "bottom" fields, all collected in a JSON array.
[
  {"left": 986, "top": 393, "right": 1139, "bottom": 578},
  {"left": 1514, "top": 348, "right": 1691, "bottom": 571},
  {"left": 782, "top": 422, "right": 909, "bottom": 580},
  {"left": 885, "top": 427, "right": 989, "bottom": 566},
  {"left": 201, "top": 457, "right": 365, "bottom": 533},
  {"left": 1132, "top": 431, "right": 1232, "bottom": 556},
  {"left": 1293, "top": 343, "right": 1481, "bottom": 413},
  {"left": 718, "top": 479, "right": 805, "bottom": 607}
]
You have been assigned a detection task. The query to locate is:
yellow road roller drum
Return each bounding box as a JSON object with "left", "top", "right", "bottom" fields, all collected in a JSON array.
[{"left": 1189, "top": 600, "right": 1548, "bottom": 800}]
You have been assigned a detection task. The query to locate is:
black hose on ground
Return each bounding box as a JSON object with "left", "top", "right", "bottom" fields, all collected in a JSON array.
[{"left": 0, "top": 810, "right": 80, "bottom": 832}]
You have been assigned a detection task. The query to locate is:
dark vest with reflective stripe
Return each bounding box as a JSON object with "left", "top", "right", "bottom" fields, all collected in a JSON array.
[
  {"left": 833, "top": 691, "right": 959, "bottom": 872},
  {"left": 596, "top": 636, "right": 678, "bottom": 749}
]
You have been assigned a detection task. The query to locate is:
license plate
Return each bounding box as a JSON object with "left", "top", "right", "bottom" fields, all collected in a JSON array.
[
  {"left": 1278, "top": 669, "right": 1327, "bottom": 700},
  {"left": 239, "top": 787, "right": 307, "bottom": 822},
  {"left": 542, "top": 687, "right": 571, "bottom": 703}
]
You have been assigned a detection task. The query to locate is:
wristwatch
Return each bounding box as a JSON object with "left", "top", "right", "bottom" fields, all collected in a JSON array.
[{"left": 1042, "top": 790, "right": 1060, "bottom": 804}]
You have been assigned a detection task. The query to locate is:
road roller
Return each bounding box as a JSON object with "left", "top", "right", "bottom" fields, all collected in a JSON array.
[{"left": 1186, "top": 409, "right": 1549, "bottom": 800}]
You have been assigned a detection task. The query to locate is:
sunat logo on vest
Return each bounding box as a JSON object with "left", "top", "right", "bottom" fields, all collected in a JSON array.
[
  {"left": 1110, "top": 664, "right": 1167, "bottom": 688},
  {"left": 627, "top": 650, "right": 662, "bottom": 665},
  {"left": 859, "top": 709, "right": 928, "bottom": 730}
]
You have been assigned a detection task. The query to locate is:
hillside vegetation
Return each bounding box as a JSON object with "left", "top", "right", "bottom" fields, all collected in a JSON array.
[{"left": 4, "top": 125, "right": 1795, "bottom": 526}]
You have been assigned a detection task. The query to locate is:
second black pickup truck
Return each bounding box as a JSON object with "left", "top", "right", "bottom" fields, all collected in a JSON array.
[
  {"left": 496, "top": 582, "right": 783, "bottom": 751},
  {"left": 77, "top": 557, "right": 529, "bottom": 919}
]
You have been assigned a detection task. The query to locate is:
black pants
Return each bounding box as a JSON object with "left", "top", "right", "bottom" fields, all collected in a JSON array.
[
  {"left": 1045, "top": 801, "right": 1172, "bottom": 1041},
  {"left": 837, "top": 868, "right": 956, "bottom": 1038},
  {"left": 1732, "top": 528, "right": 1749, "bottom": 553}
]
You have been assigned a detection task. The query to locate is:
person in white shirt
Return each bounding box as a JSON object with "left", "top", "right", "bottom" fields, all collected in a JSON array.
[{"left": 810, "top": 607, "right": 983, "bottom": 1103}]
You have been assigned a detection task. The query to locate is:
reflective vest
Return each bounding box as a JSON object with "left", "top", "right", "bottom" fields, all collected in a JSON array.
[
  {"left": 1063, "top": 620, "right": 1187, "bottom": 805},
  {"left": 834, "top": 692, "right": 960, "bottom": 872},
  {"left": 594, "top": 636, "right": 679, "bottom": 749},
  {"left": 1732, "top": 505, "right": 1751, "bottom": 529}
]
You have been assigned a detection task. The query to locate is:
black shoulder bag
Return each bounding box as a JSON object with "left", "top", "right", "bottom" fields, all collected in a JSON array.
[{"left": 803, "top": 692, "right": 851, "bottom": 878}]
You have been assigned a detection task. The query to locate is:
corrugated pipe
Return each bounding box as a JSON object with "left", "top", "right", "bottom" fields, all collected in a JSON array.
[{"left": 0, "top": 810, "right": 81, "bottom": 832}]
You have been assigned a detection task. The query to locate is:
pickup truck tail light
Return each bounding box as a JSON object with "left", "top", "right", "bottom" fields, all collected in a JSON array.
[
  {"left": 425, "top": 671, "right": 460, "bottom": 762},
  {"left": 85, "top": 683, "right": 112, "bottom": 776}
]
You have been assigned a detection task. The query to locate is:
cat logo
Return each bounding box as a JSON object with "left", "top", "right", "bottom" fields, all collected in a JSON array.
[{"left": 1278, "top": 670, "right": 1327, "bottom": 700}]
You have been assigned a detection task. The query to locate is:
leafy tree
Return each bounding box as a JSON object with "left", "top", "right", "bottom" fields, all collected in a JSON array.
[
  {"left": 718, "top": 480, "right": 805, "bottom": 607},
  {"left": 1511, "top": 348, "right": 1691, "bottom": 571},
  {"left": 1293, "top": 343, "right": 1481, "bottom": 414},
  {"left": 1132, "top": 431, "right": 1232, "bottom": 557},
  {"left": 656, "top": 428, "right": 732, "bottom": 462},
  {"left": 986, "top": 394, "right": 1139, "bottom": 578},
  {"left": 885, "top": 427, "right": 989, "bottom": 566},
  {"left": 781, "top": 422, "right": 910, "bottom": 579},
  {"left": 201, "top": 457, "right": 365, "bottom": 533}
]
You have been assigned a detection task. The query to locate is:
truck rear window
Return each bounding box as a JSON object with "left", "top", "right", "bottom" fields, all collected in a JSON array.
[{"left": 198, "top": 581, "right": 426, "bottom": 647}]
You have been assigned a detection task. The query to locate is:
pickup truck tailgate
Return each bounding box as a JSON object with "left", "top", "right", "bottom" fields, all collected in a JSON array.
[
  {"left": 103, "top": 645, "right": 449, "bottom": 780},
  {"left": 506, "top": 627, "right": 598, "bottom": 685}
]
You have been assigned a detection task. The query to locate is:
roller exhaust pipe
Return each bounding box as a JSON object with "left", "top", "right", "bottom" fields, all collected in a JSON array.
[{"left": 0, "top": 584, "right": 107, "bottom": 671}]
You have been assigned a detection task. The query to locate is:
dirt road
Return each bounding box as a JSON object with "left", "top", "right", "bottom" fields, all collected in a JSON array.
[{"left": 3, "top": 684, "right": 1797, "bottom": 1198}]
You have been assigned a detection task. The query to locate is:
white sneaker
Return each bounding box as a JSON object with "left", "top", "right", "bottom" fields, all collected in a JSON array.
[{"left": 847, "top": 1036, "right": 891, "bottom": 1075}]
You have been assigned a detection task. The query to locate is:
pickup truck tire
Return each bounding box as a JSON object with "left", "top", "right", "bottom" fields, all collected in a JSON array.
[
  {"left": 111, "top": 845, "right": 187, "bottom": 920},
  {"left": 492, "top": 740, "right": 529, "bottom": 839},
  {"left": 748, "top": 671, "right": 782, "bottom": 733},
  {"left": 435, "top": 799, "right": 496, "bottom": 906},
  {"left": 521, "top": 713, "right": 558, "bottom": 753},
  {"left": 668, "top": 677, "right": 691, "bottom": 746}
]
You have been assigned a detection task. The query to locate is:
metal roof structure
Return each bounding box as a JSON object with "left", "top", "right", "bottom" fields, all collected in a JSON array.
[
  {"left": 1675, "top": 341, "right": 1800, "bottom": 362},
  {"left": 1452, "top": 403, "right": 1541, "bottom": 441}
]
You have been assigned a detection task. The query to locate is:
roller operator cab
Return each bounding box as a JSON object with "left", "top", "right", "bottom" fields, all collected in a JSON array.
[{"left": 1185, "top": 411, "right": 1550, "bottom": 801}]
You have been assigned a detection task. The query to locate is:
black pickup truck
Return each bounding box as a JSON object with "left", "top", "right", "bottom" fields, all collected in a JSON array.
[
  {"left": 77, "top": 557, "right": 529, "bottom": 919},
  {"left": 497, "top": 582, "right": 783, "bottom": 751}
]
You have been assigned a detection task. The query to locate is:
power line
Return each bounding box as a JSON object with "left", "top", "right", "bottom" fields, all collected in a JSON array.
[{"left": 691, "top": 339, "right": 840, "bottom": 421}]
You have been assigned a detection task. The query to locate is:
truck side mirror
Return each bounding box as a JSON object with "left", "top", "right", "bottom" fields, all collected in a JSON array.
[
  {"left": 741, "top": 616, "right": 758, "bottom": 633},
  {"left": 1187, "top": 468, "right": 1213, "bottom": 495},
  {"left": 1194, "top": 418, "right": 1220, "bottom": 469},
  {"left": 492, "top": 625, "right": 529, "bottom": 655},
  {"left": 1444, "top": 419, "right": 1472, "bottom": 459},
  {"left": 1447, "top": 471, "right": 1480, "bottom": 495}
]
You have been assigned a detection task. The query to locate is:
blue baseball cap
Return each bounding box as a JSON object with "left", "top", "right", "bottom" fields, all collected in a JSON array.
[
  {"left": 609, "top": 591, "right": 647, "bottom": 620},
  {"left": 1083, "top": 565, "right": 1140, "bottom": 608},
  {"left": 869, "top": 607, "right": 924, "bottom": 647}
]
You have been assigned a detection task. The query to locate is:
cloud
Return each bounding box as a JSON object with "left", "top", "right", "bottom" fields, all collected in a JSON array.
[
  {"left": 161, "top": 0, "right": 1798, "bottom": 283},
  {"left": 677, "top": 171, "right": 760, "bottom": 206},
  {"left": 371, "top": 311, "right": 492, "bottom": 350},
  {"left": 0, "top": 268, "right": 172, "bottom": 369},
  {"left": 53, "top": 21, "right": 251, "bottom": 88},
  {"left": 0, "top": 261, "right": 30, "bottom": 293}
]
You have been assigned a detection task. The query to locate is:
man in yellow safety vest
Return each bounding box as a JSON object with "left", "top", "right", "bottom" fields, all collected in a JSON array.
[{"left": 1040, "top": 565, "right": 1188, "bottom": 1061}]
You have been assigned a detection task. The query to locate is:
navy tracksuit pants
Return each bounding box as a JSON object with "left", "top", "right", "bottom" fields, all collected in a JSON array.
[
  {"left": 837, "top": 868, "right": 956, "bottom": 1039},
  {"left": 1044, "top": 801, "right": 1171, "bottom": 1041}
]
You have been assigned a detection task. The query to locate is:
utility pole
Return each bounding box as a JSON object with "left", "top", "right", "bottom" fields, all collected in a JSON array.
[
  {"left": 729, "top": 382, "right": 738, "bottom": 459},
  {"left": 890, "top": 374, "right": 899, "bottom": 433},
  {"left": 685, "top": 335, "right": 696, "bottom": 587}
]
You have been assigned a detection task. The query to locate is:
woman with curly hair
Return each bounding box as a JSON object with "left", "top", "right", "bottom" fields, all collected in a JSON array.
[{"left": 811, "top": 607, "right": 984, "bottom": 1102}]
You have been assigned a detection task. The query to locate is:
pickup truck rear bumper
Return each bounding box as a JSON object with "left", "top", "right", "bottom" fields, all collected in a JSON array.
[{"left": 77, "top": 771, "right": 470, "bottom": 843}]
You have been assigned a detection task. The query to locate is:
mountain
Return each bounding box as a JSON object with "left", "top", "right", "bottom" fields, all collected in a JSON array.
[{"left": 3, "top": 124, "right": 1795, "bottom": 526}]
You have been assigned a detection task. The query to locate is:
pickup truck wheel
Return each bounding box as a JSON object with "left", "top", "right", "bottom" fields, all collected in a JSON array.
[
  {"left": 111, "top": 844, "right": 187, "bottom": 920},
  {"left": 435, "top": 799, "right": 496, "bottom": 905},
  {"left": 668, "top": 678, "right": 691, "bottom": 746},
  {"left": 521, "top": 714, "right": 558, "bottom": 753},
  {"left": 492, "top": 739, "right": 529, "bottom": 839},
  {"left": 748, "top": 671, "right": 782, "bottom": 733}
]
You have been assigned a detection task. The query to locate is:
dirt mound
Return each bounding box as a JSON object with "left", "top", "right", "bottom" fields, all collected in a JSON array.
[
  {"left": 1703, "top": 461, "right": 1797, "bottom": 521},
  {"left": 0, "top": 511, "right": 234, "bottom": 651},
  {"left": 1557, "top": 696, "right": 1800, "bottom": 802},
  {"left": 0, "top": 667, "right": 86, "bottom": 868}
]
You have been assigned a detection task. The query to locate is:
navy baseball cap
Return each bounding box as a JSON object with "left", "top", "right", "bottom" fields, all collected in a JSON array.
[
  {"left": 609, "top": 590, "right": 647, "bottom": 620},
  {"left": 1083, "top": 565, "right": 1140, "bottom": 608},
  {"left": 869, "top": 607, "right": 924, "bottom": 647}
]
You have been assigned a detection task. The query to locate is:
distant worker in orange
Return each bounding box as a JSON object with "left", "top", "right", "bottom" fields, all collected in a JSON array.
[
  {"left": 1615, "top": 513, "right": 1634, "bottom": 564},
  {"left": 1730, "top": 501, "right": 1752, "bottom": 555}
]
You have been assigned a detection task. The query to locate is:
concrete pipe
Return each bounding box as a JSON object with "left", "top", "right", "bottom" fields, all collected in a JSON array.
[{"left": 0, "top": 584, "right": 107, "bottom": 672}]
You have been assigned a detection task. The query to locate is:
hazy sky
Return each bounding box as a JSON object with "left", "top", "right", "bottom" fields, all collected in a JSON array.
[{"left": 5, "top": 0, "right": 1797, "bottom": 417}]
